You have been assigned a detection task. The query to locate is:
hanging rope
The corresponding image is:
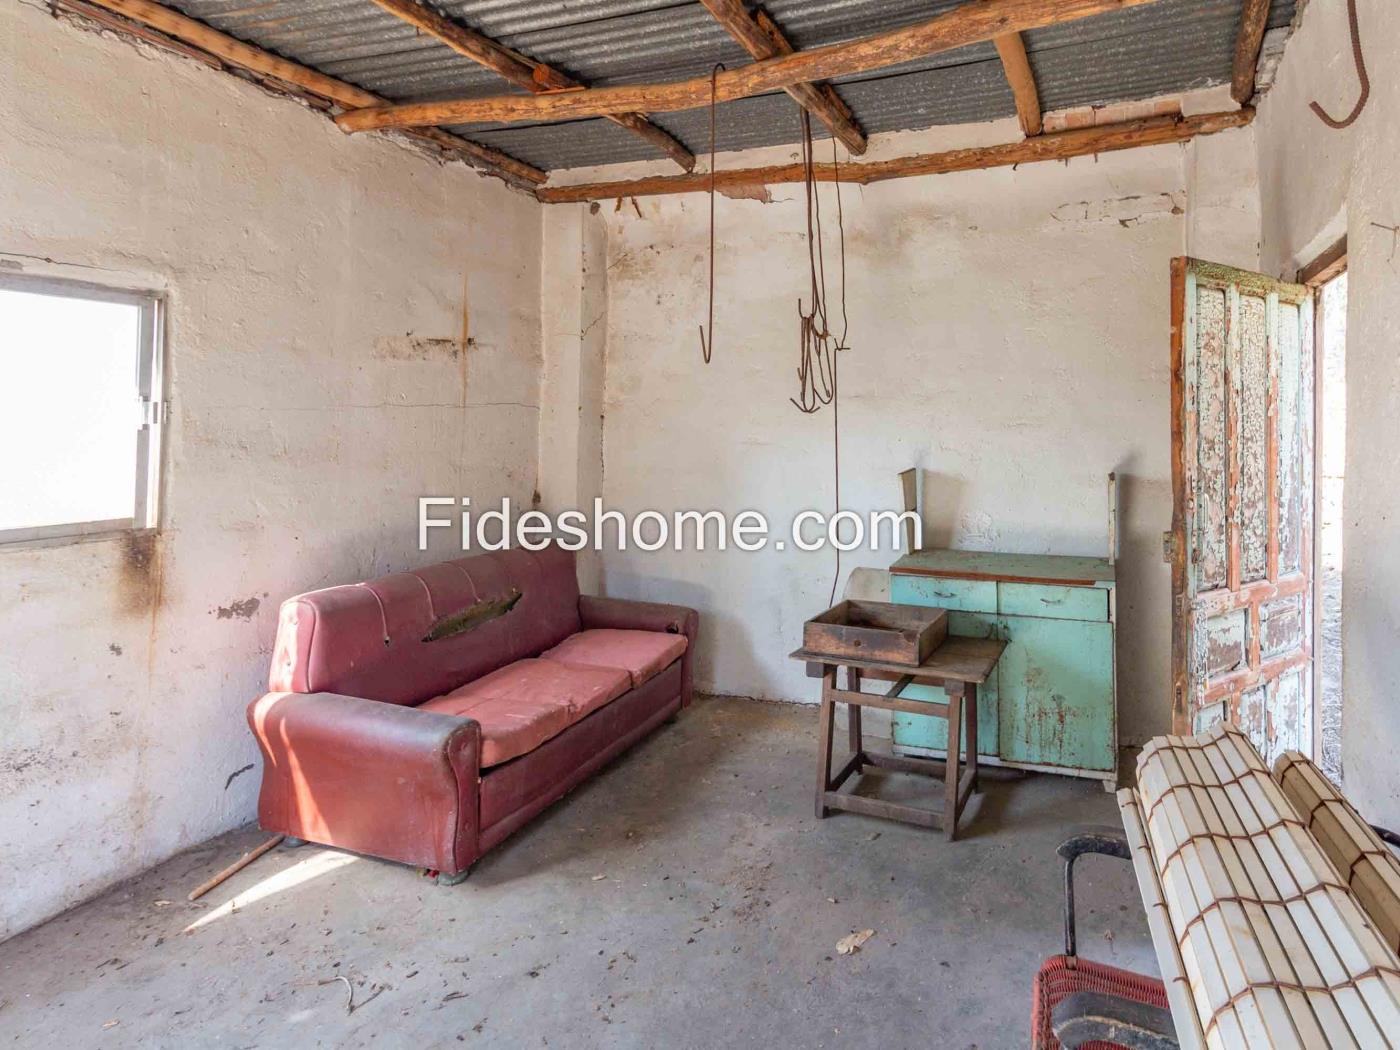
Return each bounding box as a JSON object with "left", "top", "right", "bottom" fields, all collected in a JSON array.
[
  {"left": 790, "top": 112, "right": 848, "bottom": 414},
  {"left": 1310, "top": 0, "right": 1369, "bottom": 129},
  {"left": 785, "top": 113, "right": 853, "bottom": 604},
  {"left": 698, "top": 63, "right": 724, "bottom": 363}
]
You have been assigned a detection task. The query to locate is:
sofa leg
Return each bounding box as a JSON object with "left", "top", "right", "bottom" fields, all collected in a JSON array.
[
  {"left": 281, "top": 836, "right": 308, "bottom": 849},
  {"left": 436, "top": 867, "right": 472, "bottom": 886}
]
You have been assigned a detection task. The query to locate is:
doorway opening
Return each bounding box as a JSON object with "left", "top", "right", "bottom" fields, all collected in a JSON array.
[{"left": 1314, "top": 267, "right": 1347, "bottom": 784}]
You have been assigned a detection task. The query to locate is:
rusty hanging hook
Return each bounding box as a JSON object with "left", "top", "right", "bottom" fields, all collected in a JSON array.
[
  {"left": 1310, "top": 0, "right": 1369, "bottom": 129},
  {"left": 698, "top": 63, "right": 725, "bottom": 364}
]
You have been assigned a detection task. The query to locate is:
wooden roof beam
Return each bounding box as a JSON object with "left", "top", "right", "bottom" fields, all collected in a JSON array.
[
  {"left": 534, "top": 108, "right": 1252, "bottom": 203},
  {"left": 66, "top": 0, "right": 544, "bottom": 187},
  {"left": 993, "top": 32, "right": 1042, "bottom": 137},
  {"left": 1230, "top": 0, "right": 1271, "bottom": 104},
  {"left": 366, "top": 0, "right": 694, "bottom": 171},
  {"left": 698, "top": 0, "right": 866, "bottom": 155},
  {"left": 336, "top": 0, "right": 1160, "bottom": 133}
]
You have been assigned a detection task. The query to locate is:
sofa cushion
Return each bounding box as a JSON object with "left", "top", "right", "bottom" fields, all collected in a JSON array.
[
  {"left": 539, "top": 629, "right": 688, "bottom": 688},
  {"left": 419, "top": 659, "right": 631, "bottom": 767}
]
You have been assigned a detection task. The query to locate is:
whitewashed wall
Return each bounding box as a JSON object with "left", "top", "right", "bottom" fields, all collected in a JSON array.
[
  {"left": 1254, "top": 0, "right": 1400, "bottom": 829},
  {"left": 556, "top": 117, "right": 1260, "bottom": 750},
  {"left": 0, "top": 3, "right": 541, "bottom": 938}
]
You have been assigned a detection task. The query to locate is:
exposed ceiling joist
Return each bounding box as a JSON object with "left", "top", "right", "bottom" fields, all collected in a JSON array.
[
  {"left": 66, "top": 0, "right": 544, "bottom": 186},
  {"left": 1231, "top": 0, "right": 1272, "bottom": 104},
  {"left": 697, "top": 0, "right": 866, "bottom": 155},
  {"left": 993, "top": 32, "right": 1042, "bottom": 137},
  {"left": 335, "top": 0, "right": 1160, "bottom": 133},
  {"left": 364, "top": 0, "right": 694, "bottom": 171},
  {"left": 534, "top": 109, "right": 1253, "bottom": 203}
]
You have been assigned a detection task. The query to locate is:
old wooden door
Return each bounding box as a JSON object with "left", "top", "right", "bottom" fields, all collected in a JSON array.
[{"left": 1170, "top": 258, "right": 1314, "bottom": 763}]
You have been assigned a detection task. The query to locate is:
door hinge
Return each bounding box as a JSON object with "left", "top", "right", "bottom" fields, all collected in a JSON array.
[{"left": 139, "top": 398, "right": 168, "bottom": 426}]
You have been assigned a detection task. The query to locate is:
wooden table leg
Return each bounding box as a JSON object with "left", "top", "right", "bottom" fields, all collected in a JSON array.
[
  {"left": 965, "top": 681, "right": 979, "bottom": 792},
  {"left": 943, "top": 683, "right": 965, "bottom": 842},
  {"left": 815, "top": 664, "right": 837, "bottom": 818},
  {"left": 847, "top": 667, "right": 864, "bottom": 765}
]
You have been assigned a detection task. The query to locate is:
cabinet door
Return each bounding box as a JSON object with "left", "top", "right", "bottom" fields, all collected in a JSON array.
[
  {"left": 997, "top": 616, "right": 1114, "bottom": 771},
  {"left": 891, "top": 611, "right": 1000, "bottom": 757}
]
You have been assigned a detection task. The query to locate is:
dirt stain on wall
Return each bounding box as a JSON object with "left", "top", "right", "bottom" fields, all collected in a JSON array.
[
  {"left": 373, "top": 333, "right": 464, "bottom": 361},
  {"left": 117, "top": 532, "right": 165, "bottom": 620}
]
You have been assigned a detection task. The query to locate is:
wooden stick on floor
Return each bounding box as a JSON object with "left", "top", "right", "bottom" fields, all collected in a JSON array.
[{"left": 188, "top": 834, "right": 285, "bottom": 901}]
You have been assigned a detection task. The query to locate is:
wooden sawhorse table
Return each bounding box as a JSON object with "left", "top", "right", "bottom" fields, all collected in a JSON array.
[{"left": 790, "top": 636, "right": 1006, "bottom": 841}]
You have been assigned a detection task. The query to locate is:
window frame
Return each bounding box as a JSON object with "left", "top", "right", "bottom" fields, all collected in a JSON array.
[{"left": 0, "top": 273, "right": 166, "bottom": 548}]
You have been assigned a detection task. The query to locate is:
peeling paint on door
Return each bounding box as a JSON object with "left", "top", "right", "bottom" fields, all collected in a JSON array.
[{"left": 1171, "top": 258, "right": 1314, "bottom": 760}]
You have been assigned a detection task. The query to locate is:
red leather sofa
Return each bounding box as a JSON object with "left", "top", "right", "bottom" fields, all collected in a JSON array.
[{"left": 246, "top": 546, "right": 697, "bottom": 881}]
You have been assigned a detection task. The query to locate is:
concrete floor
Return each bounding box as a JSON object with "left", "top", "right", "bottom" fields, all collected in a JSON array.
[{"left": 0, "top": 697, "right": 1156, "bottom": 1049}]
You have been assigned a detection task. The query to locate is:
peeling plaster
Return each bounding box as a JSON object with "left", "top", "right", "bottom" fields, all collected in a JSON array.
[
  {"left": 0, "top": 0, "right": 542, "bottom": 940},
  {"left": 214, "top": 597, "right": 262, "bottom": 621}
]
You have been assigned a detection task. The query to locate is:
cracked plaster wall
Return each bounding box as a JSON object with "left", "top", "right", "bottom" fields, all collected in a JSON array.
[
  {"left": 552, "top": 106, "right": 1262, "bottom": 755},
  {"left": 1, "top": 1, "right": 541, "bottom": 938}
]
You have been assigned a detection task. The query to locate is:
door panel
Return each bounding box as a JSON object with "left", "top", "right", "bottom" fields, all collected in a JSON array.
[
  {"left": 1171, "top": 258, "right": 1314, "bottom": 764},
  {"left": 997, "top": 617, "right": 1115, "bottom": 771}
]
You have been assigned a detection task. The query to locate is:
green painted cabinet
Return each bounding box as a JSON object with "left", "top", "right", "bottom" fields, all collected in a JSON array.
[{"left": 890, "top": 549, "right": 1117, "bottom": 786}]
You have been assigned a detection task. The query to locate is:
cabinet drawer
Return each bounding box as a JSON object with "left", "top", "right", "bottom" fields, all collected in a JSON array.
[
  {"left": 998, "top": 582, "right": 1107, "bottom": 622},
  {"left": 891, "top": 574, "right": 997, "bottom": 614}
]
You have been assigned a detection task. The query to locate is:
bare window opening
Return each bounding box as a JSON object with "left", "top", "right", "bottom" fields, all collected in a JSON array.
[
  {"left": 0, "top": 275, "right": 165, "bottom": 545},
  {"left": 1316, "top": 269, "right": 1346, "bottom": 784}
]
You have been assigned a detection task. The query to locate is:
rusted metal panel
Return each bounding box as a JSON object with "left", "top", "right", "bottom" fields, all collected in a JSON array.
[
  {"left": 1171, "top": 258, "right": 1314, "bottom": 762},
  {"left": 158, "top": 0, "right": 1296, "bottom": 170}
]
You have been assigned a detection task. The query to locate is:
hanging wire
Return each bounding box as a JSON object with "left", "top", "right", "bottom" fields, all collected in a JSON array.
[
  {"left": 1310, "top": 0, "right": 1369, "bottom": 129},
  {"left": 785, "top": 113, "right": 853, "bottom": 604},
  {"left": 790, "top": 112, "right": 848, "bottom": 414},
  {"left": 698, "top": 63, "right": 725, "bottom": 363}
]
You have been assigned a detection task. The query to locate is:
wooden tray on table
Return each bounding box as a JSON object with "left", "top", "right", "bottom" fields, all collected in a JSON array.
[{"left": 802, "top": 600, "right": 948, "bottom": 667}]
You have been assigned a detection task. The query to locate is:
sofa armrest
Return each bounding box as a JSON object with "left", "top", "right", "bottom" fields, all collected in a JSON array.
[
  {"left": 247, "top": 691, "right": 481, "bottom": 874},
  {"left": 578, "top": 595, "right": 700, "bottom": 708},
  {"left": 579, "top": 594, "right": 692, "bottom": 635}
]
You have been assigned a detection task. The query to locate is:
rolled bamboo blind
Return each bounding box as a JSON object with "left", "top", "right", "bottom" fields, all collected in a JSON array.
[
  {"left": 1123, "top": 722, "right": 1400, "bottom": 1048},
  {"left": 1274, "top": 751, "right": 1400, "bottom": 957}
]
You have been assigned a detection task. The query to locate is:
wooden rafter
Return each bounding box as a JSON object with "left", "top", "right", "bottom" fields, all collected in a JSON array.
[
  {"left": 698, "top": 0, "right": 866, "bottom": 155},
  {"left": 365, "top": 0, "right": 694, "bottom": 171},
  {"left": 336, "top": 0, "right": 1159, "bottom": 133},
  {"left": 535, "top": 109, "right": 1252, "bottom": 203},
  {"left": 993, "top": 32, "right": 1042, "bottom": 137},
  {"left": 1231, "top": 0, "right": 1272, "bottom": 104},
  {"left": 64, "top": 0, "right": 544, "bottom": 186}
]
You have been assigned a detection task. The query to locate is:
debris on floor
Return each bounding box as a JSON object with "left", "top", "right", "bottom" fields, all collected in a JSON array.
[{"left": 835, "top": 929, "right": 874, "bottom": 955}]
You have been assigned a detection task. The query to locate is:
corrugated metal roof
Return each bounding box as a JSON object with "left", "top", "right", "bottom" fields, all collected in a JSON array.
[{"left": 164, "top": 0, "right": 1297, "bottom": 172}]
